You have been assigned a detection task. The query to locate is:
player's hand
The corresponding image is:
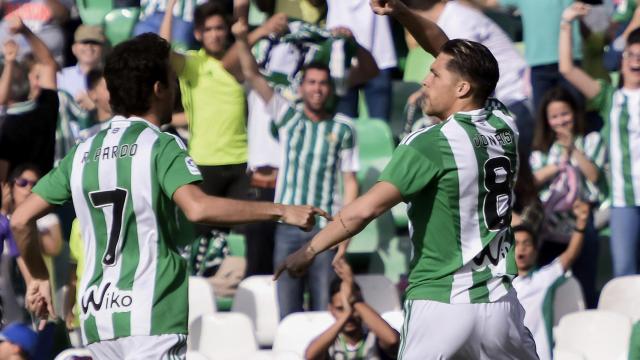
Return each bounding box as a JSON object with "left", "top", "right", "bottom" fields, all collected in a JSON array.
[
  {"left": 65, "top": 311, "right": 76, "bottom": 330},
  {"left": 332, "top": 241, "right": 349, "bottom": 266},
  {"left": 331, "top": 27, "right": 354, "bottom": 40},
  {"left": 280, "top": 204, "right": 331, "bottom": 231},
  {"left": 562, "top": 2, "right": 591, "bottom": 23},
  {"left": 6, "top": 16, "right": 27, "bottom": 35},
  {"left": 3, "top": 40, "right": 18, "bottom": 62},
  {"left": 555, "top": 126, "right": 574, "bottom": 153},
  {"left": 273, "top": 243, "right": 317, "bottom": 280},
  {"left": 370, "top": 0, "right": 400, "bottom": 16},
  {"left": 572, "top": 200, "right": 590, "bottom": 229},
  {"left": 26, "top": 279, "right": 55, "bottom": 330},
  {"left": 333, "top": 257, "right": 354, "bottom": 283},
  {"left": 166, "top": 0, "right": 178, "bottom": 13},
  {"left": 75, "top": 92, "right": 96, "bottom": 111},
  {"left": 263, "top": 13, "right": 288, "bottom": 36},
  {"left": 232, "top": 17, "right": 250, "bottom": 42},
  {"left": 407, "top": 89, "right": 425, "bottom": 107}
]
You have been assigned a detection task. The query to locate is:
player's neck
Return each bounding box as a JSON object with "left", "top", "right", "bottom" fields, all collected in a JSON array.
[
  {"left": 443, "top": 100, "right": 485, "bottom": 119},
  {"left": 303, "top": 107, "right": 329, "bottom": 122},
  {"left": 518, "top": 269, "right": 531, "bottom": 277}
]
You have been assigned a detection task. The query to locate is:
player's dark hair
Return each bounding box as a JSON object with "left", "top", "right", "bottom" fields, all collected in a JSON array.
[
  {"left": 512, "top": 223, "right": 538, "bottom": 247},
  {"left": 627, "top": 28, "right": 640, "bottom": 47},
  {"left": 8, "top": 163, "right": 41, "bottom": 184},
  {"left": 301, "top": 62, "right": 331, "bottom": 82},
  {"left": 532, "top": 86, "right": 585, "bottom": 153},
  {"left": 194, "top": 1, "right": 230, "bottom": 30},
  {"left": 86, "top": 68, "right": 104, "bottom": 91},
  {"left": 104, "top": 33, "right": 171, "bottom": 117},
  {"left": 401, "top": 0, "right": 442, "bottom": 11},
  {"left": 440, "top": 39, "right": 499, "bottom": 104},
  {"left": 329, "top": 277, "right": 362, "bottom": 299}
]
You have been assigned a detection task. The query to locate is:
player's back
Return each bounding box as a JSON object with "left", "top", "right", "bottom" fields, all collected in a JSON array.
[
  {"left": 396, "top": 100, "right": 519, "bottom": 304},
  {"left": 67, "top": 116, "right": 201, "bottom": 344}
]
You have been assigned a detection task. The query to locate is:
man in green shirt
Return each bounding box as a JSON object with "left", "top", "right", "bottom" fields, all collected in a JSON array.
[
  {"left": 10, "top": 33, "right": 327, "bottom": 359},
  {"left": 275, "top": 1, "right": 538, "bottom": 358}
]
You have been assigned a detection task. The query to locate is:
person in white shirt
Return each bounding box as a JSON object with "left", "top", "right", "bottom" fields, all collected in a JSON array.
[
  {"left": 512, "top": 200, "right": 589, "bottom": 360},
  {"left": 402, "top": 0, "right": 533, "bottom": 157}
]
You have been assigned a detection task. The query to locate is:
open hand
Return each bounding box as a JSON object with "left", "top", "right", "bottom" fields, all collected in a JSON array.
[
  {"left": 281, "top": 204, "right": 331, "bottom": 231},
  {"left": 231, "top": 17, "right": 250, "bottom": 42},
  {"left": 370, "top": 0, "right": 400, "bottom": 16}
]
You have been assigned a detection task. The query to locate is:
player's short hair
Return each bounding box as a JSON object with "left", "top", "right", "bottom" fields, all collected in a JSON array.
[
  {"left": 401, "top": 0, "right": 442, "bottom": 11},
  {"left": 329, "top": 277, "right": 362, "bottom": 300},
  {"left": 301, "top": 62, "right": 331, "bottom": 82},
  {"left": 513, "top": 223, "right": 538, "bottom": 247},
  {"left": 104, "top": 33, "right": 171, "bottom": 117},
  {"left": 440, "top": 39, "right": 499, "bottom": 103},
  {"left": 627, "top": 28, "right": 640, "bottom": 47},
  {"left": 86, "top": 68, "right": 104, "bottom": 91},
  {"left": 194, "top": 1, "right": 230, "bottom": 30}
]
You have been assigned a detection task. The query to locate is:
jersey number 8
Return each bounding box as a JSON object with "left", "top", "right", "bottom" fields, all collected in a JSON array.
[{"left": 483, "top": 156, "right": 513, "bottom": 232}]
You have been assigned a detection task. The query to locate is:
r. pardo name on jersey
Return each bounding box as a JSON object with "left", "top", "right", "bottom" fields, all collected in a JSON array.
[
  {"left": 81, "top": 143, "right": 138, "bottom": 164},
  {"left": 472, "top": 131, "right": 513, "bottom": 148},
  {"left": 81, "top": 281, "right": 133, "bottom": 318}
]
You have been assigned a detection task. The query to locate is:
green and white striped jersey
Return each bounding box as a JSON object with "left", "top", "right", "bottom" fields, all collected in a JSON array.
[
  {"left": 589, "top": 81, "right": 640, "bottom": 207},
  {"left": 33, "top": 116, "right": 202, "bottom": 345},
  {"left": 268, "top": 94, "right": 359, "bottom": 228},
  {"left": 530, "top": 132, "right": 607, "bottom": 203},
  {"left": 379, "top": 100, "right": 519, "bottom": 304},
  {"left": 140, "top": 0, "right": 205, "bottom": 23}
]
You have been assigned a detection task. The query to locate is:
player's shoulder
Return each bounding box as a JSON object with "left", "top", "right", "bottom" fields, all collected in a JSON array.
[
  {"left": 333, "top": 113, "right": 357, "bottom": 131},
  {"left": 400, "top": 123, "right": 443, "bottom": 147},
  {"left": 155, "top": 131, "right": 188, "bottom": 151}
]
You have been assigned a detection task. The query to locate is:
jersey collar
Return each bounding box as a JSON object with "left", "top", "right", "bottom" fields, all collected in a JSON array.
[{"left": 110, "top": 115, "right": 161, "bottom": 132}]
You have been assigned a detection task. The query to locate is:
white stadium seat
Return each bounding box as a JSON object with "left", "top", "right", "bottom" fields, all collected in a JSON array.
[
  {"left": 553, "top": 349, "right": 585, "bottom": 360},
  {"left": 381, "top": 310, "right": 404, "bottom": 332},
  {"left": 189, "top": 313, "right": 258, "bottom": 359},
  {"left": 232, "top": 275, "right": 280, "bottom": 347},
  {"left": 354, "top": 274, "right": 401, "bottom": 314},
  {"left": 272, "top": 311, "right": 335, "bottom": 358},
  {"left": 185, "top": 350, "right": 209, "bottom": 360},
  {"left": 188, "top": 276, "right": 217, "bottom": 326},
  {"left": 554, "top": 310, "right": 631, "bottom": 360},
  {"left": 553, "top": 275, "right": 586, "bottom": 327},
  {"left": 54, "top": 348, "right": 93, "bottom": 360},
  {"left": 598, "top": 275, "right": 640, "bottom": 321}
]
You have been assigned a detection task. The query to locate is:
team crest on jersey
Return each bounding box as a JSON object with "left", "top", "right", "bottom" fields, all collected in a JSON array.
[
  {"left": 185, "top": 157, "right": 201, "bottom": 176},
  {"left": 80, "top": 281, "right": 133, "bottom": 319}
]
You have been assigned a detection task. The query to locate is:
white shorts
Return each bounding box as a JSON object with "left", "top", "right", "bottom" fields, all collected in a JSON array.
[
  {"left": 399, "top": 290, "right": 538, "bottom": 360},
  {"left": 87, "top": 334, "right": 187, "bottom": 360}
]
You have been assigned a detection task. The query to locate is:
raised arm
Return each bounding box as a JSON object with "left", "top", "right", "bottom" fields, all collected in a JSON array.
[
  {"left": 329, "top": 27, "right": 379, "bottom": 87},
  {"left": 0, "top": 40, "right": 18, "bottom": 105},
  {"left": 230, "top": 17, "right": 275, "bottom": 102},
  {"left": 160, "top": 0, "right": 187, "bottom": 75},
  {"left": 558, "top": 2, "right": 601, "bottom": 100},
  {"left": 370, "top": 0, "right": 448, "bottom": 57},
  {"left": 8, "top": 17, "right": 57, "bottom": 90},
  {"left": 558, "top": 200, "right": 589, "bottom": 271},
  {"left": 222, "top": 13, "right": 288, "bottom": 81}
]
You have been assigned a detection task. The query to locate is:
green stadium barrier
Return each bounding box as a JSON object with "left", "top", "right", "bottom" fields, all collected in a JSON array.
[{"left": 104, "top": 7, "right": 140, "bottom": 46}]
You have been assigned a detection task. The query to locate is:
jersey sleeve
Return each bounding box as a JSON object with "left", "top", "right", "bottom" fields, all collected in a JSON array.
[
  {"left": 156, "top": 135, "right": 203, "bottom": 198},
  {"left": 378, "top": 141, "right": 440, "bottom": 201},
  {"left": 529, "top": 150, "right": 546, "bottom": 171},
  {"left": 267, "top": 92, "right": 297, "bottom": 129},
  {"left": 583, "top": 131, "right": 607, "bottom": 169},
  {"left": 339, "top": 120, "right": 360, "bottom": 172},
  {"left": 536, "top": 258, "right": 566, "bottom": 287},
  {"left": 178, "top": 51, "right": 200, "bottom": 82},
  {"left": 32, "top": 146, "right": 76, "bottom": 205},
  {"left": 587, "top": 80, "right": 615, "bottom": 121}
]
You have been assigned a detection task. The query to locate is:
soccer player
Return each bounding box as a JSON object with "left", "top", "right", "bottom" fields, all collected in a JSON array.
[
  {"left": 10, "top": 33, "right": 328, "bottom": 359},
  {"left": 275, "top": 0, "right": 538, "bottom": 358}
]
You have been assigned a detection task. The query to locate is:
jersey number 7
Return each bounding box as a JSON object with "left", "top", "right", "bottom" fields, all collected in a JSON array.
[{"left": 89, "top": 188, "right": 129, "bottom": 267}]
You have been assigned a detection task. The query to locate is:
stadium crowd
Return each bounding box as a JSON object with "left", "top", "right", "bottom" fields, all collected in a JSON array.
[{"left": 0, "top": 0, "right": 639, "bottom": 359}]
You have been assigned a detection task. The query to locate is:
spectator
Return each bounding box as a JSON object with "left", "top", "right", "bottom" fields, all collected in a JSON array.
[
  {"left": 253, "top": 0, "right": 326, "bottom": 24},
  {"left": 475, "top": 0, "right": 584, "bottom": 114},
  {"left": 305, "top": 259, "right": 399, "bottom": 360},
  {"left": 0, "top": 212, "right": 18, "bottom": 325},
  {"left": 402, "top": 0, "right": 533, "bottom": 158},
  {"left": 77, "top": 69, "right": 112, "bottom": 142},
  {"left": 135, "top": 0, "right": 205, "bottom": 51},
  {"left": 0, "top": 0, "right": 71, "bottom": 65},
  {"left": 57, "top": 25, "right": 105, "bottom": 101},
  {"left": 233, "top": 19, "right": 359, "bottom": 317},
  {"left": 559, "top": 3, "right": 640, "bottom": 277},
  {"left": 512, "top": 200, "right": 590, "bottom": 360},
  {"left": 0, "top": 18, "right": 58, "bottom": 183},
  {"left": 244, "top": 21, "right": 377, "bottom": 276},
  {"left": 160, "top": 0, "right": 287, "bottom": 236},
  {"left": 530, "top": 86, "right": 605, "bottom": 307},
  {"left": 0, "top": 323, "right": 38, "bottom": 360},
  {"left": 326, "top": 0, "right": 397, "bottom": 120}
]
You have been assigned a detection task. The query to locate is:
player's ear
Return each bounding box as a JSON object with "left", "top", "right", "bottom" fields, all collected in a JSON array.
[
  {"left": 194, "top": 29, "right": 202, "bottom": 42},
  {"left": 456, "top": 80, "right": 472, "bottom": 99},
  {"left": 153, "top": 81, "right": 169, "bottom": 100}
]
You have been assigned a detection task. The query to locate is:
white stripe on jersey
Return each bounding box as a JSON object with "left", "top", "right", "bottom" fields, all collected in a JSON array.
[
  {"left": 401, "top": 124, "right": 437, "bottom": 145},
  {"left": 610, "top": 93, "right": 625, "bottom": 206},
  {"left": 441, "top": 119, "right": 482, "bottom": 303},
  {"left": 294, "top": 121, "right": 316, "bottom": 205},
  {"left": 321, "top": 122, "right": 341, "bottom": 216},
  {"left": 130, "top": 128, "right": 160, "bottom": 335},
  {"left": 95, "top": 124, "right": 127, "bottom": 340},
  {"left": 306, "top": 121, "right": 327, "bottom": 210},
  {"left": 72, "top": 139, "right": 97, "bottom": 346},
  {"left": 628, "top": 99, "right": 640, "bottom": 205}
]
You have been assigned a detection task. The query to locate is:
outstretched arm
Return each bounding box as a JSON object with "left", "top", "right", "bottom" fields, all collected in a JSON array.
[
  {"left": 0, "top": 40, "right": 18, "bottom": 105},
  {"left": 274, "top": 181, "right": 402, "bottom": 279},
  {"left": 8, "top": 17, "right": 57, "bottom": 90},
  {"left": 370, "top": 0, "right": 448, "bottom": 57},
  {"left": 230, "top": 17, "right": 275, "bottom": 102},
  {"left": 160, "top": 0, "right": 187, "bottom": 74},
  {"left": 558, "top": 200, "right": 589, "bottom": 271},
  {"left": 173, "top": 183, "right": 329, "bottom": 231},
  {"left": 558, "top": 2, "right": 601, "bottom": 100}
]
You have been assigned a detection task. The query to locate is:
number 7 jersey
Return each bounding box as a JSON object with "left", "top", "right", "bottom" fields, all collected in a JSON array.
[
  {"left": 33, "top": 116, "right": 203, "bottom": 344},
  {"left": 379, "top": 99, "right": 519, "bottom": 304}
]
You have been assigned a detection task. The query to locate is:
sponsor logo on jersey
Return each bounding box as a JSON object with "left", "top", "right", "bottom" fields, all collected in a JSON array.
[
  {"left": 185, "top": 157, "right": 201, "bottom": 176},
  {"left": 472, "top": 229, "right": 513, "bottom": 269},
  {"left": 472, "top": 131, "right": 513, "bottom": 148},
  {"left": 81, "top": 281, "right": 133, "bottom": 318}
]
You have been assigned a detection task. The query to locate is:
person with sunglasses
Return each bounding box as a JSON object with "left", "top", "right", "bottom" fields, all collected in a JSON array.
[{"left": 559, "top": 2, "right": 640, "bottom": 277}]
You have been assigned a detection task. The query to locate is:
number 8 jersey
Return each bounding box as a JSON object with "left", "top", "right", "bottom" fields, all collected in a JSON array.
[
  {"left": 379, "top": 99, "right": 519, "bottom": 304},
  {"left": 33, "top": 116, "right": 203, "bottom": 344}
]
